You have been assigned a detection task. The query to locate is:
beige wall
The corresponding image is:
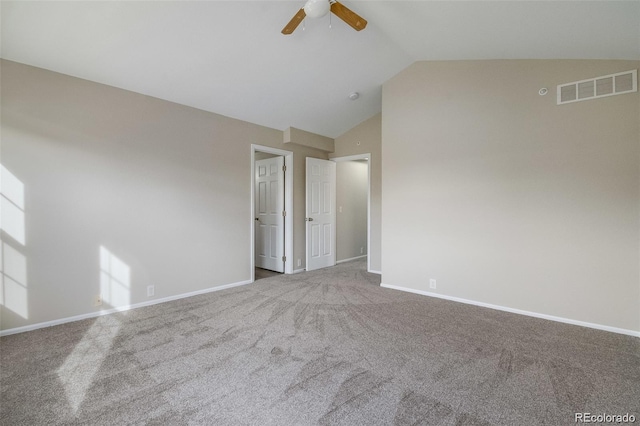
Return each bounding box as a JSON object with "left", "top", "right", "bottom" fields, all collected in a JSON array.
[
  {"left": 0, "top": 60, "right": 328, "bottom": 330},
  {"left": 284, "top": 127, "right": 334, "bottom": 153},
  {"left": 382, "top": 60, "right": 640, "bottom": 333},
  {"left": 331, "top": 114, "right": 382, "bottom": 273},
  {"left": 336, "top": 161, "right": 368, "bottom": 261}
]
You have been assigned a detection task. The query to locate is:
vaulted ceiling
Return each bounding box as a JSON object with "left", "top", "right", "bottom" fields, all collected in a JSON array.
[{"left": 2, "top": 1, "right": 639, "bottom": 138}]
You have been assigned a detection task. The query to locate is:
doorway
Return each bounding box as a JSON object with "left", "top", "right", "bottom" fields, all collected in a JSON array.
[
  {"left": 255, "top": 153, "right": 284, "bottom": 274},
  {"left": 251, "top": 145, "right": 294, "bottom": 281},
  {"left": 304, "top": 154, "right": 371, "bottom": 273},
  {"left": 330, "top": 154, "right": 371, "bottom": 272}
]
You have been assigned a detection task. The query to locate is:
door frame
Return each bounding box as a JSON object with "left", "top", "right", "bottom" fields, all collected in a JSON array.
[
  {"left": 251, "top": 144, "right": 294, "bottom": 280},
  {"left": 254, "top": 155, "right": 285, "bottom": 273},
  {"left": 330, "top": 153, "right": 372, "bottom": 273}
]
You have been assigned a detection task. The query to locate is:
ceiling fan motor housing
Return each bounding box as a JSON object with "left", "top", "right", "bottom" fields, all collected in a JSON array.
[{"left": 304, "top": 0, "right": 331, "bottom": 19}]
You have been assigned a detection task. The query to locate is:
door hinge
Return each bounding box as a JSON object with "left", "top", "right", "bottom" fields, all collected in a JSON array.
[
  {"left": 283, "top": 165, "right": 286, "bottom": 172},
  {"left": 282, "top": 211, "right": 286, "bottom": 217},
  {"left": 282, "top": 256, "right": 286, "bottom": 262}
]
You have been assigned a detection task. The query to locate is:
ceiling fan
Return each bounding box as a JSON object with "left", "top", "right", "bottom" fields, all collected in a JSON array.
[{"left": 282, "top": 0, "right": 368, "bottom": 35}]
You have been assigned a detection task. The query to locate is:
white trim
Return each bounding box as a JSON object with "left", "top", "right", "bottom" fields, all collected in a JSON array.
[
  {"left": 331, "top": 154, "right": 370, "bottom": 163},
  {"left": 251, "top": 145, "right": 294, "bottom": 280},
  {"left": 369, "top": 270, "right": 382, "bottom": 275},
  {"left": 336, "top": 255, "right": 367, "bottom": 264},
  {"left": 380, "top": 283, "right": 640, "bottom": 338},
  {"left": 292, "top": 268, "right": 305, "bottom": 274},
  {"left": 0, "top": 279, "right": 253, "bottom": 337},
  {"left": 330, "top": 153, "right": 372, "bottom": 274}
]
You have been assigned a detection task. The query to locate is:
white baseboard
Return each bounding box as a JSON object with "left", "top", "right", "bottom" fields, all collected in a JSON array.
[
  {"left": 380, "top": 283, "right": 640, "bottom": 338},
  {"left": 292, "top": 268, "right": 305, "bottom": 274},
  {"left": 0, "top": 279, "right": 253, "bottom": 337},
  {"left": 368, "top": 269, "right": 382, "bottom": 275},
  {"left": 336, "top": 255, "right": 367, "bottom": 264}
]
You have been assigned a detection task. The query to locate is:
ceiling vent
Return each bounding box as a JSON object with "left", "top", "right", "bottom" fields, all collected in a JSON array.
[{"left": 557, "top": 69, "right": 637, "bottom": 105}]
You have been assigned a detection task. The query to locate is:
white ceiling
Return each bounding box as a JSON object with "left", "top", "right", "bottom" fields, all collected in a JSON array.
[{"left": 2, "top": 1, "right": 639, "bottom": 138}]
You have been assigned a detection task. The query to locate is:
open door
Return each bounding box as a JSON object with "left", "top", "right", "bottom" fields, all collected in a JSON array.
[
  {"left": 255, "top": 156, "right": 284, "bottom": 273},
  {"left": 306, "top": 157, "right": 336, "bottom": 271}
]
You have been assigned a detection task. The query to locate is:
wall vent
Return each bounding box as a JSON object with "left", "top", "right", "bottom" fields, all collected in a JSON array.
[{"left": 557, "top": 69, "right": 637, "bottom": 105}]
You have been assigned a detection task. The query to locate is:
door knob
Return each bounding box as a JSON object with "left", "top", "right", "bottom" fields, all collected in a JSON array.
[{"left": 306, "top": 218, "right": 314, "bottom": 221}]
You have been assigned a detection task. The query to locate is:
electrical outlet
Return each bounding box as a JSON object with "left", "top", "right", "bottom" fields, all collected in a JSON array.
[
  {"left": 339, "top": 206, "right": 343, "bottom": 213},
  {"left": 360, "top": 247, "right": 364, "bottom": 254},
  {"left": 429, "top": 279, "right": 437, "bottom": 290},
  {"left": 93, "top": 295, "right": 102, "bottom": 307},
  {"left": 147, "top": 285, "right": 155, "bottom": 297},
  {"left": 297, "top": 259, "right": 301, "bottom": 267}
]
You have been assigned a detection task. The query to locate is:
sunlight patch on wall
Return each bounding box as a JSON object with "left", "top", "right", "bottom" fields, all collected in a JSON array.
[
  {"left": 57, "top": 314, "right": 121, "bottom": 413},
  {"left": 0, "top": 165, "right": 28, "bottom": 319},
  {"left": 0, "top": 165, "right": 26, "bottom": 246},
  {"left": 100, "top": 246, "right": 130, "bottom": 308},
  {"left": 1, "top": 243, "right": 28, "bottom": 318}
]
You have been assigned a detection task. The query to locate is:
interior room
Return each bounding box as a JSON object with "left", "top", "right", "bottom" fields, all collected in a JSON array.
[{"left": 1, "top": 1, "right": 639, "bottom": 424}]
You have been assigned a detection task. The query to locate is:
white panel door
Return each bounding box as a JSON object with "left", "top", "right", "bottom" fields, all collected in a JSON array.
[
  {"left": 255, "top": 156, "right": 284, "bottom": 273},
  {"left": 306, "top": 158, "right": 336, "bottom": 271}
]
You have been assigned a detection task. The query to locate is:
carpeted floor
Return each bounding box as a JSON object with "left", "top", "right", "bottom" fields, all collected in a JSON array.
[{"left": 1, "top": 259, "right": 639, "bottom": 425}]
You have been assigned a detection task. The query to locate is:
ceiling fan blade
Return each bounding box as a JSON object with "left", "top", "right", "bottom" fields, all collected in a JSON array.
[
  {"left": 330, "top": 1, "right": 367, "bottom": 31},
  {"left": 282, "top": 8, "right": 306, "bottom": 35}
]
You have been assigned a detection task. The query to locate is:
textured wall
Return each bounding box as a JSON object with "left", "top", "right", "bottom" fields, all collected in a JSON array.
[
  {"left": 382, "top": 60, "right": 640, "bottom": 333},
  {"left": 0, "top": 60, "right": 328, "bottom": 330}
]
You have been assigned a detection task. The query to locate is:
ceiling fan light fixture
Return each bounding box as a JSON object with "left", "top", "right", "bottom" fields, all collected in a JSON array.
[
  {"left": 304, "top": 0, "right": 330, "bottom": 19},
  {"left": 281, "top": 0, "right": 367, "bottom": 35}
]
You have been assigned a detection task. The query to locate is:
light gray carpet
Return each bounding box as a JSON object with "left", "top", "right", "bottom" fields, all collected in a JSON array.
[{"left": 1, "top": 259, "right": 639, "bottom": 425}]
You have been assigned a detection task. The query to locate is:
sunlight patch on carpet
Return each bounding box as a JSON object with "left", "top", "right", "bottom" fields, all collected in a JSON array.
[{"left": 57, "top": 315, "right": 121, "bottom": 413}]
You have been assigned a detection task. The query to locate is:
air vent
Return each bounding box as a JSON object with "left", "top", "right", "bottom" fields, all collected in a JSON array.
[{"left": 557, "top": 69, "right": 637, "bottom": 105}]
